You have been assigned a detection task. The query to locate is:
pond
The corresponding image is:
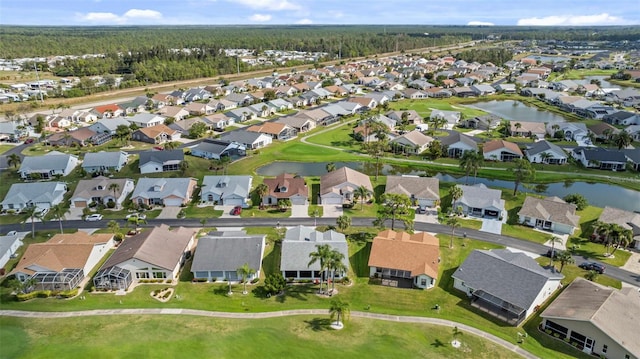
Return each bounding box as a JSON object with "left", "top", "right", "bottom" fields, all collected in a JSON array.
[
  {"left": 257, "top": 161, "right": 640, "bottom": 212},
  {"left": 524, "top": 55, "right": 570, "bottom": 63},
  {"left": 466, "top": 100, "right": 566, "bottom": 123},
  {"left": 575, "top": 76, "right": 632, "bottom": 91}
]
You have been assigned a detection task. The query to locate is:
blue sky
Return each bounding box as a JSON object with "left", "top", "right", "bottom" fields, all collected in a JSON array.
[{"left": 1, "top": 0, "right": 639, "bottom": 26}]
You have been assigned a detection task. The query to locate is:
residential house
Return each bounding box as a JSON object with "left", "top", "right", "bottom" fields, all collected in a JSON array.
[
  {"left": 275, "top": 116, "right": 316, "bottom": 133},
  {"left": 18, "top": 151, "right": 79, "bottom": 180},
  {"left": 603, "top": 110, "right": 640, "bottom": 126},
  {"left": 263, "top": 173, "right": 308, "bottom": 206},
  {"left": 385, "top": 175, "right": 440, "bottom": 209},
  {"left": 11, "top": 232, "right": 115, "bottom": 291},
  {"left": 183, "top": 88, "right": 212, "bottom": 102},
  {"left": 89, "top": 117, "right": 131, "bottom": 137},
  {"left": 118, "top": 96, "right": 148, "bottom": 114},
  {"left": 184, "top": 102, "right": 215, "bottom": 116},
  {"left": 625, "top": 148, "right": 640, "bottom": 171},
  {"left": 157, "top": 106, "right": 190, "bottom": 121},
  {"left": 225, "top": 108, "right": 253, "bottom": 123},
  {"left": 368, "top": 230, "right": 440, "bottom": 290},
  {"left": 454, "top": 184, "right": 505, "bottom": 219},
  {"left": 430, "top": 110, "right": 461, "bottom": 129},
  {"left": 126, "top": 113, "right": 166, "bottom": 128},
  {"left": 471, "top": 84, "right": 496, "bottom": 96},
  {"left": 190, "top": 139, "right": 246, "bottom": 160},
  {"left": 549, "top": 122, "right": 589, "bottom": 142},
  {"left": 403, "top": 88, "right": 427, "bottom": 99},
  {"left": 47, "top": 127, "right": 107, "bottom": 147},
  {"left": 390, "top": 131, "right": 433, "bottom": 154},
  {"left": 224, "top": 93, "right": 254, "bottom": 107},
  {"left": 385, "top": 110, "right": 422, "bottom": 125},
  {"left": 70, "top": 177, "right": 134, "bottom": 208},
  {"left": 200, "top": 175, "right": 252, "bottom": 207},
  {"left": 191, "top": 230, "right": 265, "bottom": 282},
  {"left": 510, "top": 121, "right": 546, "bottom": 139},
  {"left": 483, "top": 139, "right": 523, "bottom": 162},
  {"left": 93, "top": 225, "right": 196, "bottom": 290},
  {"left": 319, "top": 166, "right": 373, "bottom": 205},
  {"left": 571, "top": 147, "right": 627, "bottom": 171},
  {"left": 219, "top": 130, "right": 272, "bottom": 150},
  {"left": 204, "top": 114, "right": 232, "bottom": 131},
  {"left": 461, "top": 114, "right": 501, "bottom": 130},
  {"left": 347, "top": 96, "right": 377, "bottom": 110},
  {"left": 138, "top": 149, "right": 185, "bottom": 174},
  {"left": 440, "top": 132, "right": 478, "bottom": 158},
  {"left": 131, "top": 178, "right": 197, "bottom": 207},
  {"left": 597, "top": 206, "right": 640, "bottom": 250},
  {"left": 518, "top": 196, "right": 580, "bottom": 234},
  {"left": 452, "top": 249, "right": 563, "bottom": 325},
  {"left": 280, "top": 226, "right": 349, "bottom": 281},
  {"left": 92, "top": 104, "right": 123, "bottom": 118},
  {"left": 0, "top": 121, "right": 29, "bottom": 141},
  {"left": 208, "top": 99, "right": 237, "bottom": 112},
  {"left": 1, "top": 182, "right": 67, "bottom": 211},
  {"left": 540, "top": 278, "right": 640, "bottom": 359},
  {"left": 0, "top": 232, "right": 25, "bottom": 269},
  {"left": 588, "top": 122, "right": 620, "bottom": 142},
  {"left": 525, "top": 141, "right": 568, "bottom": 165},
  {"left": 168, "top": 117, "right": 212, "bottom": 136},
  {"left": 82, "top": 151, "right": 128, "bottom": 174},
  {"left": 246, "top": 122, "right": 297, "bottom": 140}
]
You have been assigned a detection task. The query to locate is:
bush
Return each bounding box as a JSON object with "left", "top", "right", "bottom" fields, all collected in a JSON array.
[
  {"left": 16, "top": 291, "right": 39, "bottom": 301},
  {"left": 563, "top": 193, "right": 588, "bottom": 211},
  {"left": 59, "top": 288, "right": 79, "bottom": 298},
  {"left": 107, "top": 201, "right": 116, "bottom": 209},
  {"left": 250, "top": 278, "right": 259, "bottom": 284},
  {"left": 37, "top": 290, "right": 52, "bottom": 298}
]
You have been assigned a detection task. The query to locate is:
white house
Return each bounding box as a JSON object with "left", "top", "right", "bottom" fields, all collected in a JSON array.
[
  {"left": 518, "top": 196, "right": 580, "bottom": 235},
  {"left": 1, "top": 182, "right": 67, "bottom": 211},
  {"left": 18, "top": 151, "right": 79, "bottom": 180}
]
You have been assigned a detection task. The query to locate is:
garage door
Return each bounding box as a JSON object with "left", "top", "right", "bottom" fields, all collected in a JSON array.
[
  {"left": 163, "top": 198, "right": 184, "bottom": 207},
  {"left": 321, "top": 196, "right": 343, "bottom": 205},
  {"left": 74, "top": 201, "right": 87, "bottom": 208},
  {"left": 291, "top": 197, "right": 307, "bottom": 205},
  {"left": 222, "top": 198, "right": 244, "bottom": 207}
]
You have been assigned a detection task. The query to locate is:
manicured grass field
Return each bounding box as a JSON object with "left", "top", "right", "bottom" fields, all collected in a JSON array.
[
  {"left": 0, "top": 144, "right": 15, "bottom": 154},
  {"left": 0, "top": 315, "right": 520, "bottom": 359}
]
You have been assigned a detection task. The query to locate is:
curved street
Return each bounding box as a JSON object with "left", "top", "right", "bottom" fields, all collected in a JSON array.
[{"left": 0, "top": 308, "right": 538, "bottom": 359}]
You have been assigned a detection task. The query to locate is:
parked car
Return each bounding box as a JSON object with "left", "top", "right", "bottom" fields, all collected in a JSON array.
[
  {"left": 153, "top": 146, "right": 164, "bottom": 151},
  {"left": 125, "top": 213, "right": 147, "bottom": 220},
  {"left": 85, "top": 214, "right": 103, "bottom": 222},
  {"left": 578, "top": 262, "right": 606, "bottom": 274},
  {"left": 544, "top": 249, "right": 563, "bottom": 259},
  {"left": 35, "top": 207, "right": 49, "bottom": 217},
  {"left": 24, "top": 138, "right": 34, "bottom": 144},
  {"left": 231, "top": 206, "right": 242, "bottom": 216}
]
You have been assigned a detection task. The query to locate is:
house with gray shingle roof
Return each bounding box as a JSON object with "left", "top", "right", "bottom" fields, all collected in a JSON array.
[
  {"left": 219, "top": 130, "right": 272, "bottom": 150},
  {"left": 453, "top": 184, "right": 505, "bottom": 219},
  {"left": 82, "top": 151, "right": 129, "bottom": 173},
  {"left": 320, "top": 167, "right": 373, "bottom": 206},
  {"left": 138, "top": 149, "right": 184, "bottom": 174},
  {"left": 525, "top": 140, "right": 567, "bottom": 165},
  {"left": 280, "top": 226, "right": 349, "bottom": 281},
  {"left": 440, "top": 132, "right": 478, "bottom": 158},
  {"left": 571, "top": 147, "right": 627, "bottom": 171},
  {"left": 385, "top": 175, "right": 439, "bottom": 209},
  {"left": 131, "top": 177, "right": 197, "bottom": 207},
  {"left": 518, "top": 196, "right": 580, "bottom": 234},
  {"left": 89, "top": 117, "right": 134, "bottom": 136},
  {"left": 70, "top": 177, "right": 134, "bottom": 209},
  {"left": 452, "top": 249, "right": 563, "bottom": 325},
  {"left": 390, "top": 130, "right": 433, "bottom": 154},
  {"left": 1, "top": 182, "right": 67, "bottom": 211},
  {"left": 191, "top": 230, "right": 265, "bottom": 282},
  {"left": 126, "top": 113, "right": 166, "bottom": 128},
  {"left": 18, "top": 151, "right": 79, "bottom": 180},
  {"left": 200, "top": 175, "right": 252, "bottom": 207},
  {"left": 597, "top": 206, "right": 640, "bottom": 250}
]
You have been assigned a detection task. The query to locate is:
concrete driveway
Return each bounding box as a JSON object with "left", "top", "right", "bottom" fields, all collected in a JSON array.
[
  {"left": 480, "top": 218, "right": 503, "bottom": 235},
  {"left": 290, "top": 204, "right": 309, "bottom": 218},
  {"left": 157, "top": 207, "right": 182, "bottom": 219},
  {"left": 414, "top": 208, "right": 439, "bottom": 224},
  {"left": 218, "top": 205, "right": 239, "bottom": 219},
  {"left": 321, "top": 205, "right": 343, "bottom": 218}
]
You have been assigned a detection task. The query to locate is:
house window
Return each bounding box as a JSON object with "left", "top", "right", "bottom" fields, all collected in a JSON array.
[
  {"left": 625, "top": 355, "right": 630, "bottom": 359},
  {"left": 602, "top": 345, "right": 607, "bottom": 354},
  {"left": 136, "top": 272, "right": 149, "bottom": 279},
  {"left": 421, "top": 279, "right": 427, "bottom": 286},
  {"left": 153, "top": 272, "right": 166, "bottom": 279}
]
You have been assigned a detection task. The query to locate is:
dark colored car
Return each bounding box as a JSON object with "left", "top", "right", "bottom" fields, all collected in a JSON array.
[
  {"left": 24, "top": 138, "right": 34, "bottom": 144},
  {"left": 579, "top": 262, "right": 606, "bottom": 274},
  {"left": 231, "top": 206, "right": 242, "bottom": 216},
  {"left": 545, "top": 249, "right": 563, "bottom": 259}
]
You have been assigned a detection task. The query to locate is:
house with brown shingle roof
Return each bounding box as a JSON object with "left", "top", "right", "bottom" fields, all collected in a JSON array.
[
  {"left": 320, "top": 166, "right": 373, "bottom": 205},
  {"left": 93, "top": 224, "right": 196, "bottom": 290},
  {"left": 483, "top": 139, "right": 523, "bottom": 162},
  {"left": 541, "top": 278, "right": 640, "bottom": 359},
  {"left": 509, "top": 121, "right": 547, "bottom": 139},
  {"left": 263, "top": 173, "right": 308, "bottom": 206},
  {"left": 47, "top": 127, "right": 103, "bottom": 147},
  {"left": 390, "top": 130, "right": 433, "bottom": 154},
  {"left": 368, "top": 230, "right": 440, "bottom": 289},
  {"left": 131, "top": 124, "right": 180, "bottom": 144},
  {"left": 518, "top": 196, "right": 580, "bottom": 234},
  {"left": 385, "top": 175, "right": 440, "bottom": 209},
  {"left": 157, "top": 105, "right": 190, "bottom": 121},
  {"left": 246, "top": 122, "right": 297, "bottom": 140},
  {"left": 10, "top": 232, "right": 115, "bottom": 290}
]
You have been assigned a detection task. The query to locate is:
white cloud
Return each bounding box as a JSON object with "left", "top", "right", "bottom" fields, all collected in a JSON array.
[
  {"left": 123, "top": 9, "right": 163, "bottom": 20},
  {"left": 249, "top": 14, "right": 272, "bottom": 22},
  {"left": 296, "top": 18, "right": 313, "bottom": 24},
  {"left": 467, "top": 21, "right": 494, "bottom": 26},
  {"left": 517, "top": 13, "right": 628, "bottom": 26},
  {"left": 76, "top": 8, "right": 163, "bottom": 24},
  {"left": 230, "top": 0, "right": 300, "bottom": 11}
]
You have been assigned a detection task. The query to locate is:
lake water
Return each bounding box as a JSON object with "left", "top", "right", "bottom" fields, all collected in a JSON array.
[
  {"left": 524, "top": 55, "right": 570, "bottom": 63},
  {"left": 257, "top": 161, "right": 640, "bottom": 212},
  {"left": 466, "top": 100, "right": 566, "bottom": 123}
]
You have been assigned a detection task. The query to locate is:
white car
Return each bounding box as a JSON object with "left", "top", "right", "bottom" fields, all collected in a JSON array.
[
  {"left": 85, "top": 214, "right": 103, "bottom": 222},
  {"left": 125, "top": 213, "right": 146, "bottom": 220}
]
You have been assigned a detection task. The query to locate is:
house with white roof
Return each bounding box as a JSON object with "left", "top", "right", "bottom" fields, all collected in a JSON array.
[
  {"left": 280, "top": 226, "right": 349, "bottom": 280},
  {"left": 1, "top": 182, "right": 67, "bottom": 211},
  {"left": 18, "top": 151, "right": 79, "bottom": 180}
]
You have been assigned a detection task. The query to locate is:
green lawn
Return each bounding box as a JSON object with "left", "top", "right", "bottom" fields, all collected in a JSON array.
[
  {"left": 0, "top": 144, "right": 15, "bottom": 154},
  {"left": 0, "top": 315, "right": 521, "bottom": 359}
]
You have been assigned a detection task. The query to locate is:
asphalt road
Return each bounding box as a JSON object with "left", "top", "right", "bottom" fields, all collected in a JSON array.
[{"left": 2, "top": 216, "right": 638, "bottom": 286}]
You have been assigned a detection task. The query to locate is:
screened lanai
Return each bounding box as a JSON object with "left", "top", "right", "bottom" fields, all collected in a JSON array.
[
  {"left": 93, "top": 266, "right": 132, "bottom": 291},
  {"left": 31, "top": 269, "right": 84, "bottom": 291}
]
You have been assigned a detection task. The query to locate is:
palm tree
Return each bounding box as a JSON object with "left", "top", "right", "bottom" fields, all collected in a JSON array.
[
  {"left": 539, "top": 152, "right": 553, "bottom": 169},
  {"left": 107, "top": 220, "right": 120, "bottom": 235},
  {"left": 327, "top": 249, "right": 346, "bottom": 293},
  {"left": 547, "top": 236, "right": 563, "bottom": 268},
  {"left": 446, "top": 214, "right": 461, "bottom": 249},
  {"left": 180, "top": 160, "right": 189, "bottom": 175},
  {"left": 7, "top": 154, "right": 21, "bottom": 168},
  {"left": 610, "top": 228, "right": 633, "bottom": 256},
  {"left": 308, "top": 244, "right": 332, "bottom": 294},
  {"left": 23, "top": 206, "right": 39, "bottom": 239},
  {"left": 508, "top": 159, "right": 535, "bottom": 196},
  {"left": 163, "top": 141, "right": 179, "bottom": 150},
  {"left": 108, "top": 183, "right": 120, "bottom": 208},
  {"left": 585, "top": 270, "right": 599, "bottom": 282},
  {"left": 513, "top": 122, "right": 522, "bottom": 136},
  {"left": 556, "top": 250, "right": 574, "bottom": 273},
  {"left": 237, "top": 263, "right": 256, "bottom": 295},
  {"left": 255, "top": 183, "right": 269, "bottom": 208},
  {"left": 459, "top": 151, "right": 474, "bottom": 184},
  {"left": 613, "top": 130, "right": 632, "bottom": 150},
  {"left": 329, "top": 299, "right": 350, "bottom": 328},
  {"left": 336, "top": 215, "right": 351, "bottom": 233},
  {"left": 353, "top": 185, "right": 372, "bottom": 211},
  {"left": 50, "top": 203, "right": 67, "bottom": 234},
  {"left": 448, "top": 185, "right": 463, "bottom": 208},
  {"left": 325, "top": 162, "right": 336, "bottom": 172},
  {"left": 594, "top": 222, "right": 615, "bottom": 255}
]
